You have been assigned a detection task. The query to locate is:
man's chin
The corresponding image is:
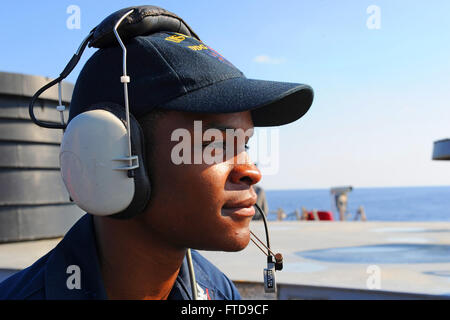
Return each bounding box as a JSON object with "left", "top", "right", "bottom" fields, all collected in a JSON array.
[
  {"left": 222, "top": 240, "right": 250, "bottom": 252},
  {"left": 186, "top": 223, "right": 252, "bottom": 252},
  {"left": 204, "top": 232, "right": 251, "bottom": 252}
]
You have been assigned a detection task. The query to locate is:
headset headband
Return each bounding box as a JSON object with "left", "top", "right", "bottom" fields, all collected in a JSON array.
[
  {"left": 89, "top": 5, "right": 200, "bottom": 49},
  {"left": 28, "top": 5, "right": 199, "bottom": 130}
]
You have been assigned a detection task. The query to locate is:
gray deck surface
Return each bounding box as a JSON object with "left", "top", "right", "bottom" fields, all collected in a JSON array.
[{"left": 200, "top": 220, "right": 450, "bottom": 296}]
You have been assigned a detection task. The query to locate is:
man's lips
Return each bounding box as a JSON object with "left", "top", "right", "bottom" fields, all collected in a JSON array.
[
  {"left": 221, "top": 206, "right": 255, "bottom": 218},
  {"left": 222, "top": 197, "right": 257, "bottom": 218}
]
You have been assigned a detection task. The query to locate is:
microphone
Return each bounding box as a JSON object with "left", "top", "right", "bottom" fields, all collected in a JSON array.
[{"left": 250, "top": 203, "right": 283, "bottom": 293}]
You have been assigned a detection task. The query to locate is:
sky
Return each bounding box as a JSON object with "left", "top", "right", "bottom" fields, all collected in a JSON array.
[{"left": 0, "top": 0, "right": 449, "bottom": 190}]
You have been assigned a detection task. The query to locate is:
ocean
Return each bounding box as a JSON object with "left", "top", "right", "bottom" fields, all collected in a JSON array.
[{"left": 265, "top": 186, "right": 450, "bottom": 222}]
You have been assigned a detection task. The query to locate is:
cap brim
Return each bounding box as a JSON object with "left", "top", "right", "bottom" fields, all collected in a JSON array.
[{"left": 159, "top": 77, "right": 314, "bottom": 127}]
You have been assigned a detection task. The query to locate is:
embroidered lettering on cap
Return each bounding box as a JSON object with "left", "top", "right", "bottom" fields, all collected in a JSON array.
[
  {"left": 165, "top": 34, "right": 186, "bottom": 43},
  {"left": 188, "top": 44, "right": 208, "bottom": 51},
  {"left": 165, "top": 32, "right": 235, "bottom": 67}
]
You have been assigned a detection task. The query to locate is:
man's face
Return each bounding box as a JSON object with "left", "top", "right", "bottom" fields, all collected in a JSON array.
[{"left": 136, "top": 110, "right": 261, "bottom": 252}]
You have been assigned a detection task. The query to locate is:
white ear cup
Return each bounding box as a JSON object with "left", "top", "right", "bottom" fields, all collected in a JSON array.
[{"left": 60, "top": 110, "right": 135, "bottom": 215}]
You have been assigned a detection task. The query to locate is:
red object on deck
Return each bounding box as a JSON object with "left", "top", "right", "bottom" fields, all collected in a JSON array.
[{"left": 307, "top": 211, "right": 334, "bottom": 221}]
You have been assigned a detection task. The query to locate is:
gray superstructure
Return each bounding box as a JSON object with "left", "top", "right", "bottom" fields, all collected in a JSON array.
[{"left": 0, "top": 72, "right": 83, "bottom": 242}]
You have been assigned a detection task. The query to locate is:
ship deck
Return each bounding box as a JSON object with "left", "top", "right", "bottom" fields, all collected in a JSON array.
[{"left": 1, "top": 220, "right": 450, "bottom": 299}]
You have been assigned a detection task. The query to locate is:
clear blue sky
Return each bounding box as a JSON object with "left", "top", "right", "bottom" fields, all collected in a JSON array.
[{"left": 1, "top": 0, "right": 449, "bottom": 190}]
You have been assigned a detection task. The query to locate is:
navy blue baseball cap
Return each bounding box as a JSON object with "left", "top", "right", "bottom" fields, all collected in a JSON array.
[{"left": 69, "top": 31, "right": 313, "bottom": 127}]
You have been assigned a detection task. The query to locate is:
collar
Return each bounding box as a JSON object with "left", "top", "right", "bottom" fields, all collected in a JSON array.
[{"left": 44, "top": 214, "right": 197, "bottom": 300}]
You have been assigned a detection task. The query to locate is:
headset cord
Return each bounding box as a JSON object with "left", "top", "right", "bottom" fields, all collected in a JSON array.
[
  {"left": 28, "top": 30, "right": 94, "bottom": 129},
  {"left": 251, "top": 204, "right": 283, "bottom": 270},
  {"left": 186, "top": 248, "right": 198, "bottom": 300},
  {"left": 253, "top": 203, "right": 271, "bottom": 256}
]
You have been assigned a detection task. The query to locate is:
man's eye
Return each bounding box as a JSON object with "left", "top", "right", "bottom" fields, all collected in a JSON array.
[{"left": 202, "top": 142, "right": 249, "bottom": 151}]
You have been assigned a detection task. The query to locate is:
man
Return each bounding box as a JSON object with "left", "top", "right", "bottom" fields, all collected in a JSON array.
[{"left": 0, "top": 12, "right": 313, "bottom": 299}]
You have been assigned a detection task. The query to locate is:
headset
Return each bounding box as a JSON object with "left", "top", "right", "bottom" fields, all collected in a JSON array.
[{"left": 28, "top": 5, "right": 282, "bottom": 299}]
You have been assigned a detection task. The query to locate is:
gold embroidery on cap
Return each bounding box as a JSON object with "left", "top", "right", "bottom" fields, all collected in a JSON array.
[
  {"left": 165, "top": 34, "right": 186, "bottom": 43},
  {"left": 188, "top": 44, "right": 208, "bottom": 51}
]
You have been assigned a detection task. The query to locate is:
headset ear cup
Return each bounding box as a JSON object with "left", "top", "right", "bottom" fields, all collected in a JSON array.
[
  {"left": 61, "top": 103, "right": 151, "bottom": 219},
  {"left": 109, "top": 105, "right": 151, "bottom": 219}
]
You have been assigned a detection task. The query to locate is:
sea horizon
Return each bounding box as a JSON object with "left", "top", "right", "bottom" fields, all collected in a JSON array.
[
  {"left": 263, "top": 185, "right": 450, "bottom": 222},
  {"left": 264, "top": 184, "right": 450, "bottom": 192}
]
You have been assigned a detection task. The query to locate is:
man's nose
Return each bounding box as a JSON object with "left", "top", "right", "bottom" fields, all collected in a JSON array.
[{"left": 229, "top": 163, "right": 262, "bottom": 186}]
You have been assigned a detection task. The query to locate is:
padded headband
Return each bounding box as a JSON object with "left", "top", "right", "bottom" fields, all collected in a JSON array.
[{"left": 89, "top": 5, "right": 201, "bottom": 49}]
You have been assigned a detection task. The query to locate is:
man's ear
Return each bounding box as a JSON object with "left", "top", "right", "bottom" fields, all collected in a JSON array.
[{"left": 61, "top": 102, "right": 151, "bottom": 219}]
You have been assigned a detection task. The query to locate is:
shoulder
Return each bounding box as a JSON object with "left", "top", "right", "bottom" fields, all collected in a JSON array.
[
  {"left": 190, "top": 250, "right": 241, "bottom": 300},
  {"left": 0, "top": 251, "right": 52, "bottom": 300}
]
